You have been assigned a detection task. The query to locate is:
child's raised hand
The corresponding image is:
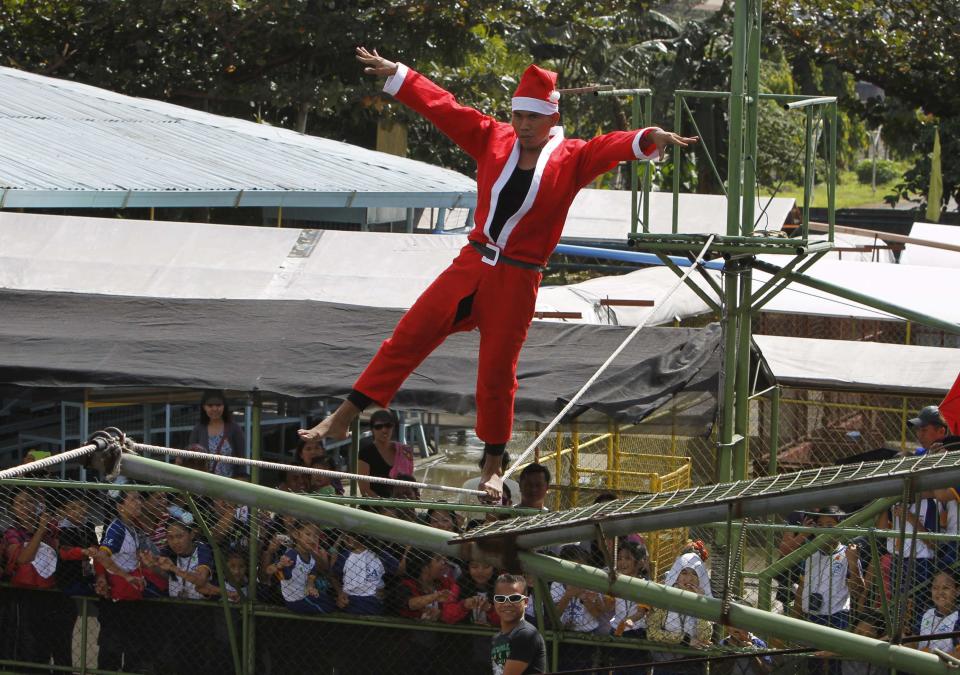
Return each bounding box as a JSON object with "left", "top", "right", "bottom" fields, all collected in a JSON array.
[
  {"left": 307, "top": 585, "right": 320, "bottom": 598},
  {"left": 336, "top": 591, "right": 349, "bottom": 609},
  {"left": 83, "top": 546, "right": 101, "bottom": 559}
]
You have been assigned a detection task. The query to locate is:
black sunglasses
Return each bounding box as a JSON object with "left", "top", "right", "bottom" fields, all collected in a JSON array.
[
  {"left": 493, "top": 593, "right": 526, "bottom": 604},
  {"left": 372, "top": 422, "right": 394, "bottom": 430}
]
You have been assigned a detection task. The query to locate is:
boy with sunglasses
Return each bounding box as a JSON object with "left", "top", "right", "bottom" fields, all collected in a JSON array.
[{"left": 491, "top": 574, "right": 547, "bottom": 675}]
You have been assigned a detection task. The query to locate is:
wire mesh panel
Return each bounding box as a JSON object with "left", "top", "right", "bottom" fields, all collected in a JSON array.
[
  {"left": 5, "top": 463, "right": 960, "bottom": 675},
  {"left": 751, "top": 388, "right": 941, "bottom": 475}
]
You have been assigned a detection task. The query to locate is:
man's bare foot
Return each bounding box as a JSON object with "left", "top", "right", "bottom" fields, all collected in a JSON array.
[
  {"left": 297, "top": 401, "right": 361, "bottom": 442},
  {"left": 478, "top": 453, "right": 504, "bottom": 502},
  {"left": 479, "top": 473, "right": 503, "bottom": 503},
  {"left": 297, "top": 416, "right": 349, "bottom": 442}
]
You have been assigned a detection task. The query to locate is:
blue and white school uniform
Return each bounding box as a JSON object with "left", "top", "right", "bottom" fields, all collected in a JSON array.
[
  {"left": 802, "top": 543, "right": 855, "bottom": 629},
  {"left": 280, "top": 548, "right": 332, "bottom": 613},
  {"left": 335, "top": 548, "right": 397, "bottom": 615},
  {"left": 916, "top": 607, "right": 960, "bottom": 654},
  {"left": 550, "top": 581, "right": 600, "bottom": 633},
  {"left": 167, "top": 542, "right": 214, "bottom": 600},
  {"left": 611, "top": 597, "right": 647, "bottom": 638}
]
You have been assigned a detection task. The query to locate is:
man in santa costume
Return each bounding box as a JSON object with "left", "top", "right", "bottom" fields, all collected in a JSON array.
[{"left": 300, "top": 46, "right": 697, "bottom": 499}]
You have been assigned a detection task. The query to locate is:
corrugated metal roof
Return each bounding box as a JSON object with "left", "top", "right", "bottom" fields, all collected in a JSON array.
[{"left": 0, "top": 67, "right": 477, "bottom": 209}]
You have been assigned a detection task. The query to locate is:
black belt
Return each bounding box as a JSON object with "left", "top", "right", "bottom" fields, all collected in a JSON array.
[{"left": 470, "top": 240, "right": 544, "bottom": 271}]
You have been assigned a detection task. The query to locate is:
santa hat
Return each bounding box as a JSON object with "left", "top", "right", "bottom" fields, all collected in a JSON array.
[{"left": 512, "top": 65, "right": 560, "bottom": 116}]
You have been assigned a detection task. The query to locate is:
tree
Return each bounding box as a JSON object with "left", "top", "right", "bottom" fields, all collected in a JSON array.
[
  {"left": 767, "top": 0, "right": 960, "bottom": 210},
  {"left": 0, "top": 0, "right": 487, "bottom": 146}
]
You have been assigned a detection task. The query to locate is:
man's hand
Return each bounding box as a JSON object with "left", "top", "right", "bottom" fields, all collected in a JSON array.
[
  {"left": 648, "top": 129, "right": 699, "bottom": 161},
  {"left": 356, "top": 46, "right": 398, "bottom": 78}
]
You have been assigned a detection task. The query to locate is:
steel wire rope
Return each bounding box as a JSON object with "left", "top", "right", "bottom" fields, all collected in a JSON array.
[
  {"left": 0, "top": 444, "right": 99, "bottom": 480},
  {"left": 502, "top": 235, "right": 716, "bottom": 481},
  {"left": 123, "top": 440, "right": 486, "bottom": 497}
]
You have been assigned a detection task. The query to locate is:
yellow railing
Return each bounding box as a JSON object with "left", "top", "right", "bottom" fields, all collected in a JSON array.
[{"left": 517, "top": 425, "right": 692, "bottom": 580}]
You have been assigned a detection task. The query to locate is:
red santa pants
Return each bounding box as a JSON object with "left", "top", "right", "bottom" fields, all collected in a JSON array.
[{"left": 353, "top": 245, "right": 541, "bottom": 444}]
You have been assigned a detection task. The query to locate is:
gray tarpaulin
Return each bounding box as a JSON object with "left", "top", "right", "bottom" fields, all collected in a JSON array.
[{"left": 0, "top": 290, "right": 720, "bottom": 432}]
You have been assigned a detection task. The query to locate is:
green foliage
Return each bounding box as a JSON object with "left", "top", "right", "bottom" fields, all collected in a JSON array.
[
  {"left": 855, "top": 159, "right": 899, "bottom": 185},
  {"left": 885, "top": 119, "right": 960, "bottom": 214},
  {"left": 767, "top": 0, "right": 959, "bottom": 118},
  {"left": 767, "top": 0, "right": 958, "bottom": 211},
  {"left": 0, "top": 0, "right": 487, "bottom": 146},
  {"left": 755, "top": 100, "right": 804, "bottom": 187}
]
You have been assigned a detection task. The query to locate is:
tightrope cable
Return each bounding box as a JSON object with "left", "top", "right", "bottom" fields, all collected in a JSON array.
[
  {"left": 503, "top": 235, "right": 716, "bottom": 479},
  {"left": 125, "top": 440, "right": 486, "bottom": 497},
  {"left": 0, "top": 444, "right": 98, "bottom": 480}
]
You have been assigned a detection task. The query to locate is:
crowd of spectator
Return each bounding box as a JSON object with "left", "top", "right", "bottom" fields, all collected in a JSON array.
[{"left": 1, "top": 398, "right": 959, "bottom": 674}]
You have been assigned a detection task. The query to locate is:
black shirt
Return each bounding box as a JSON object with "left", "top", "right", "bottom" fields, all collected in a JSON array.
[
  {"left": 488, "top": 166, "right": 535, "bottom": 242},
  {"left": 358, "top": 438, "right": 393, "bottom": 498},
  {"left": 491, "top": 619, "right": 547, "bottom": 674}
]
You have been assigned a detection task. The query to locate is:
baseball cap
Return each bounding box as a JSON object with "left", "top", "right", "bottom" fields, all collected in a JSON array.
[{"left": 907, "top": 405, "right": 947, "bottom": 429}]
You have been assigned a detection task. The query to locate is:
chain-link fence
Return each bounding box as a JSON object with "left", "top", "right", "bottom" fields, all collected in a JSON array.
[
  {"left": 0, "top": 476, "right": 805, "bottom": 675},
  {"left": 750, "top": 388, "right": 941, "bottom": 474}
]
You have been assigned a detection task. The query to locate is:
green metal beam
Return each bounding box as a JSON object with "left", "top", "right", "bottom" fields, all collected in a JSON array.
[
  {"left": 750, "top": 250, "right": 829, "bottom": 312},
  {"left": 655, "top": 253, "right": 721, "bottom": 312},
  {"left": 752, "top": 259, "right": 960, "bottom": 335},
  {"left": 718, "top": 521, "right": 960, "bottom": 543},
  {"left": 756, "top": 496, "right": 897, "bottom": 610},
  {"left": 518, "top": 553, "right": 951, "bottom": 675}
]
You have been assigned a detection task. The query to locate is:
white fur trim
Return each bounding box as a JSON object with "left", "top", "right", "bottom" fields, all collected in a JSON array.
[
  {"left": 632, "top": 127, "right": 661, "bottom": 161},
  {"left": 495, "top": 129, "right": 565, "bottom": 248},
  {"left": 548, "top": 90, "right": 560, "bottom": 103},
  {"left": 511, "top": 96, "right": 559, "bottom": 115},
  {"left": 382, "top": 62, "right": 409, "bottom": 97}
]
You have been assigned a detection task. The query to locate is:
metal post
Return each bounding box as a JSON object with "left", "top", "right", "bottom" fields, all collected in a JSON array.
[
  {"left": 245, "top": 394, "right": 261, "bottom": 675},
  {"left": 631, "top": 94, "right": 640, "bottom": 235},
  {"left": 349, "top": 417, "right": 361, "bottom": 497},
  {"left": 164, "top": 403, "right": 172, "bottom": 451},
  {"left": 643, "top": 94, "right": 653, "bottom": 232},
  {"left": 606, "top": 421, "right": 615, "bottom": 489},
  {"left": 802, "top": 107, "right": 814, "bottom": 234},
  {"left": 672, "top": 93, "right": 682, "bottom": 234},
  {"left": 725, "top": 0, "right": 749, "bottom": 237},
  {"left": 764, "top": 386, "right": 780, "bottom": 572},
  {"left": 828, "top": 102, "right": 838, "bottom": 242},
  {"left": 188, "top": 495, "right": 242, "bottom": 675},
  {"left": 741, "top": 0, "right": 762, "bottom": 237},
  {"left": 79, "top": 595, "right": 89, "bottom": 674},
  {"left": 718, "top": 265, "right": 739, "bottom": 484},
  {"left": 571, "top": 421, "right": 580, "bottom": 506},
  {"left": 733, "top": 268, "right": 752, "bottom": 481}
]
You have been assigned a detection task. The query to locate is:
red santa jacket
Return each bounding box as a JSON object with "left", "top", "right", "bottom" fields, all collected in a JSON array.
[{"left": 384, "top": 64, "right": 659, "bottom": 266}]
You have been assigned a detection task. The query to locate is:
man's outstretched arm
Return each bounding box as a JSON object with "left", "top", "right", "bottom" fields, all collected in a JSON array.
[
  {"left": 356, "top": 46, "right": 501, "bottom": 161},
  {"left": 574, "top": 127, "right": 699, "bottom": 186}
]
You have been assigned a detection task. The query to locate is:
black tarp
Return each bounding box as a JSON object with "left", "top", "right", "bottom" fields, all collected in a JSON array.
[{"left": 0, "top": 289, "right": 720, "bottom": 431}]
